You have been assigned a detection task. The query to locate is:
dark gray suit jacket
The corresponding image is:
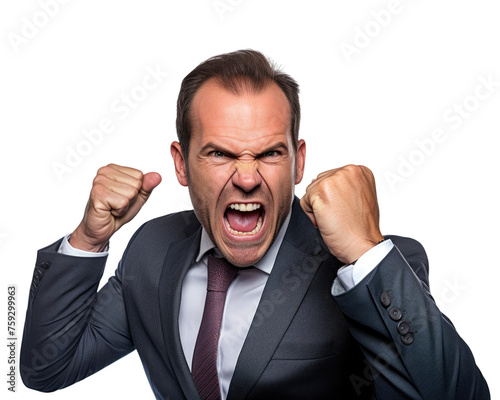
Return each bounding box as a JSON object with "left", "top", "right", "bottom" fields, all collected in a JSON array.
[{"left": 20, "top": 198, "right": 489, "bottom": 399}]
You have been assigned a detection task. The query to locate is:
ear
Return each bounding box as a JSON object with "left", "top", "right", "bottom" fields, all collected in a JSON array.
[
  {"left": 294, "top": 139, "right": 306, "bottom": 184},
  {"left": 170, "top": 141, "right": 188, "bottom": 187}
]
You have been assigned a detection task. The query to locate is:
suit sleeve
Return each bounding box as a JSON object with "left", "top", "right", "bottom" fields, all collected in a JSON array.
[
  {"left": 333, "top": 236, "right": 490, "bottom": 400},
  {"left": 20, "top": 238, "right": 135, "bottom": 392}
]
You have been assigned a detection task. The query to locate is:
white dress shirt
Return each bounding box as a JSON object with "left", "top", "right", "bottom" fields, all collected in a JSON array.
[
  {"left": 178, "top": 211, "right": 292, "bottom": 399},
  {"left": 58, "top": 211, "right": 393, "bottom": 399}
]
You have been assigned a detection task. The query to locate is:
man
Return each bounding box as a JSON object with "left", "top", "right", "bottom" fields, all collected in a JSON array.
[{"left": 21, "top": 50, "right": 489, "bottom": 399}]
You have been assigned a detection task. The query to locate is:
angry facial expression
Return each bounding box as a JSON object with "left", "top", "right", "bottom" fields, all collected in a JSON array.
[{"left": 171, "top": 79, "right": 305, "bottom": 267}]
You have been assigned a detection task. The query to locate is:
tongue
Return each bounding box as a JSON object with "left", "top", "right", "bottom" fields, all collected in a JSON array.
[{"left": 225, "top": 209, "right": 260, "bottom": 232}]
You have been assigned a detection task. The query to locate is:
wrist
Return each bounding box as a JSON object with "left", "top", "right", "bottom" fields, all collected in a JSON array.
[
  {"left": 69, "top": 225, "right": 109, "bottom": 253},
  {"left": 341, "top": 235, "right": 385, "bottom": 265},
  {"left": 349, "top": 238, "right": 385, "bottom": 265}
]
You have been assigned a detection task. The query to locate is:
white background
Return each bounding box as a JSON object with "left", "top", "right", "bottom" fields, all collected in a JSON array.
[{"left": 1, "top": 0, "right": 499, "bottom": 398}]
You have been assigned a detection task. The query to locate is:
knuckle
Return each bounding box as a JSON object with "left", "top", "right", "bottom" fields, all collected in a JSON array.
[
  {"left": 116, "top": 196, "right": 130, "bottom": 210},
  {"left": 342, "top": 164, "right": 361, "bottom": 176},
  {"left": 98, "top": 164, "right": 113, "bottom": 174},
  {"left": 317, "top": 177, "right": 329, "bottom": 190},
  {"left": 317, "top": 179, "right": 333, "bottom": 198},
  {"left": 96, "top": 165, "right": 114, "bottom": 180},
  {"left": 91, "top": 182, "right": 107, "bottom": 198},
  {"left": 96, "top": 166, "right": 106, "bottom": 176},
  {"left": 341, "top": 164, "right": 373, "bottom": 181},
  {"left": 128, "top": 167, "right": 144, "bottom": 181},
  {"left": 126, "top": 185, "right": 140, "bottom": 200},
  {"left": 105, "top": 163, "right": 119, "bottom": 170},
  {"left": 344, "top": 163, "right": 357, "bottom": 170},
  {"left": 132, "top": 177, "right": 143, "bottom": 191},
  {"left": 358, "top": 164, "right": 372, "bottom": 175},
  {"left": 93, "top": 174, "right": 105, "bottom": 185}
]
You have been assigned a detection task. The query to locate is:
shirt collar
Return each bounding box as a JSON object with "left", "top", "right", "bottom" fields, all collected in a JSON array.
[{"left": 195, "top": 209, "right": 292, "bottom": 275}]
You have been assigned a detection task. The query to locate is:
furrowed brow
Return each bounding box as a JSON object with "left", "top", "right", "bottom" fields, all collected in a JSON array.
[
  {"left": 199, "top": 140, "right": 290, "bottom": 157},
  {"left": 199, "top": 142, "right": 236, "bottom": 156},
  {"left": 258, "top": 142, "right": 289, "bottom": 155}
]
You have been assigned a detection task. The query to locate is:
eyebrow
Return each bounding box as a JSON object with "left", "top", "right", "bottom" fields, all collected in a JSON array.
[
  {"left": 199, "top": 142, "right": 233, "bottom": 156},
  {"left": 258, "top": 142, "right": 289, "bottom": 155},
  {"left": 199, "top": 141, "right": 290, "bottom": 156}
]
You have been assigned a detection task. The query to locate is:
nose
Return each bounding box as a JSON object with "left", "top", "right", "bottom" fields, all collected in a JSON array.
[{"left": 231, "top": 160, "right": 262, "bottom": 193}]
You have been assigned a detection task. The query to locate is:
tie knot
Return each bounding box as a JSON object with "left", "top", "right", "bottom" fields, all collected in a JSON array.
[{"left": 207, "top": 254, "right": 238, "bottom": 293}]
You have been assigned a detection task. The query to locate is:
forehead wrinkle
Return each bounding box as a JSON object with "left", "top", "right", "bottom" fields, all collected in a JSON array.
[
  {"left": 202, "top": 131, "right": 290, "bottom": 156},
  {"left": 191, "top": 111, "right": 290, "bottom": 153},
  {"left": 190, "top": 80, "right": 293, "bottom": 157},
  {"left": 192, "top": 80, "right": 291, "bottom": 130},
  {"left": 196, "top": 109, "right": 290, "bottom": 138}
]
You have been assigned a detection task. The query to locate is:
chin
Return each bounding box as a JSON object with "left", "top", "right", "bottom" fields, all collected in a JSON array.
[{"left": 221, "top": 242, "right": 269, "bottom": 268}]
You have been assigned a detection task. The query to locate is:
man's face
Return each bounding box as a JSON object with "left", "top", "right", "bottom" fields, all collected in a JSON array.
[{"left": 171, "top": 79, "right": 305, "bottom": 267}]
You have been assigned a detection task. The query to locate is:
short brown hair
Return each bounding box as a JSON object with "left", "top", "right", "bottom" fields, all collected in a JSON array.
[{"left": 176, "top": 49, "right": 301, "bottom": 161}]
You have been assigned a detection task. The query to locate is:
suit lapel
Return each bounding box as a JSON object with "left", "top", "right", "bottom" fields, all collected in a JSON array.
[
  {"left": 227, "top": 198, "right": 330, "bottom": 399},
  {"left": 158, "top": 216, "right": 202, "bottom": 400}
]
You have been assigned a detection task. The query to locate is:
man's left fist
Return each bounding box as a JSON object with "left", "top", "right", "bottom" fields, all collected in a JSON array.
[{"left": 300, "top": 165, "right": 384, "bottom": 264}]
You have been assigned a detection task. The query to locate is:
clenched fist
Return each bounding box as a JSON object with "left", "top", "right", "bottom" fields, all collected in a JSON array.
[
  {"left": 300, "top": 165, "right": 384, "bottom": 265},
  {"left": 70, "top": 164, "right": 162, "bottom": 252}
]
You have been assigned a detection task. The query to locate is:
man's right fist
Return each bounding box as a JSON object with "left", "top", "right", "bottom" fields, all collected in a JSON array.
[{"left": 69, "top": 164, "right": 162, "bottom": 252}]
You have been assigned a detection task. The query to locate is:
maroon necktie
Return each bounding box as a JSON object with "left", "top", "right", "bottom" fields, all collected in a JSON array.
[{"left": 192, "top": 254, "right": 239, "bottom": 400}]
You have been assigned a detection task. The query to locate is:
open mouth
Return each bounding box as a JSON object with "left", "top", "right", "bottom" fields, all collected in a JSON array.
[{"left": 224, "top": 203, "right": 264, "bottom": 236}]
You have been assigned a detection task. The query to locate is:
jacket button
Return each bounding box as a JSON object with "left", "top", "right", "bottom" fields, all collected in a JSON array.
[
  {"left": 40, "top": 262, "right": 50, "bottom": 269},
  {"left": 397, "top": 321, "right": 410, "bottom": 335},
  {"left": 380, "top": 292, "right": 391, "bottom": 307},
  {"left": 389, "top": 307, "right": 402, "bottom": 321},
  {"left": 401, "top": 332, "right": 414, "bottom": 345}
]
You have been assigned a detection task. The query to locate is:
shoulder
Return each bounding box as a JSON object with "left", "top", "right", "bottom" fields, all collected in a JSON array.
[
  {"left": 140, "top": 209, "right": 199, "bottom": 238},
  {"left": 124, "top": 209, "right": 200, "bottom": 255}
]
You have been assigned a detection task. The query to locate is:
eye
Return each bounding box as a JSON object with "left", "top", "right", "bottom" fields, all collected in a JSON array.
[
  {"left": 210, "top": 151, "right": 226, "bottom": 158},
  {"left": 262, "top": 150, "right": 279, "bottom": 158}
]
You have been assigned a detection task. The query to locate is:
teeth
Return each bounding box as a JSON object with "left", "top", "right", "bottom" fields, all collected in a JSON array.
[
  {"left": 225, "top": 216, "right": 263, "bottom": 236},
  {"left": 228, "top": 203, "right": 261, "bottom": 212}
]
